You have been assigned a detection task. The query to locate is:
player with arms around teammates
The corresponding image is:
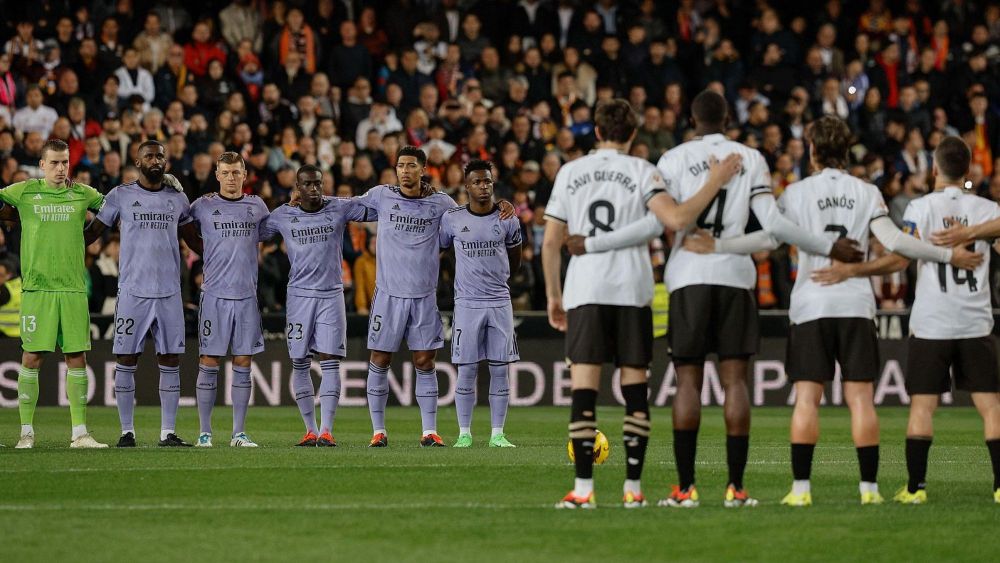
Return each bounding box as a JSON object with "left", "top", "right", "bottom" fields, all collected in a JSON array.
[
  {"left": 189, "top": 152, "right": 270, "bottom": 448},
  {"left": 543, "top": 98, "right": 742, "bottom": 509},
  {"left": 821, "top": 137, "right": 1000, "bottom": 504},
  {"left": 1, "top": 139, "right": 107, "bottom": 448},
  {"left": 439, "top": 160, "right": 522, "bottom": 448},
  {"left": 568, "top": 91, "right": 865, "bottom": 508},
  {"left": 356, "top": 146, "right": 514, "bottom": 448},
  {"left": 685, "top": 116, "right": 980, "bottom": 505},
  {"left": 260, "top": 165, "right": 374, "bottom": 447},
  {"left": 84, "top": 140, "right": 203, "bottom": 448}
]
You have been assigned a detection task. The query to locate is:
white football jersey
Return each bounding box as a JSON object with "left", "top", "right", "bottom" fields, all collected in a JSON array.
[
  {"left": 779, "top": 169, "right": 888, "bottom": 324},
  {"left": 903, "top": 187, "right": 999, "bottom": 339},
  {"left": 545, "top": 148, "right": 667, "bottom": 309},
  {"left": 658, "top": 133, "right": 773, "bottom": 291}
]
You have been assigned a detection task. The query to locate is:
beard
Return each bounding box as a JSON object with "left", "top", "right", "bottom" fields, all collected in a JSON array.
[{"left": 143, "top": 166, "right": 164, "bottom": 183}]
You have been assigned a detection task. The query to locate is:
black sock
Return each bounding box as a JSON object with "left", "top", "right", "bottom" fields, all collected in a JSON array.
[
  {"left": 673, "top": 428, "right": 699, "bottom": 489},
  {"left": 726, "top": 435, "right": 750, "bottom": 489},
  {"left": 569, "top": 389, "right": 598, "bottom": 480},
  {"left": 791, "top": 443, "right": 815, "bottom": 481},
  {"left": 856, "top": 445, "right": 879, "bottom": 483},
  {"left": 986, "top": 439, "right": 1000, "bottom": 490},
  {"left": 621, "top": 383, "right": 650, "bottom": 481},
  {"left": 905, "top": 437, "right": 932, "bottom": 493}
]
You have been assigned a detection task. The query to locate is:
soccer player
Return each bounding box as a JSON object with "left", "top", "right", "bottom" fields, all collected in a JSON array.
[
  {"left": 817, "top": 137, "right": 1000, "bottom": 504},
  {"left": 260, "top": 165, "right": 373, "bottom": 447},
  {"left": 84, "top": 140, "right": 203, "bottom": 447},
  {"left": 682, "top": 117, "right": 980, "bottom": 506},
  {"left": 0, "top": 139, "right": 107, "bottom": 448},
  {"left": 565, "top": 90, "right": 864, "bottom": 508},
  {"left": 190, "top": 152, "right": 270, "bottom": 448},
  {"left": 543, "top": 98, "right": 742, "bottom": 509},
  {"left": 357, "top": 146, "right": 514, "bottom": 447},
  {"left": 439, "top": 159, "right": 522, "bottom": 448}
]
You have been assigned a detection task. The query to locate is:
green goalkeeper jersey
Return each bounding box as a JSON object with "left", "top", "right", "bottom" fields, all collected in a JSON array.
[{"left": 0, "top": 179, "right": 104, "bottom": 292}]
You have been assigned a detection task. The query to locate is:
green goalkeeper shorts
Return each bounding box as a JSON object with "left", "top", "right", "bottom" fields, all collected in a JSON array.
[{"left": 20, "top": 291, "right": 92, "bottom": 354}]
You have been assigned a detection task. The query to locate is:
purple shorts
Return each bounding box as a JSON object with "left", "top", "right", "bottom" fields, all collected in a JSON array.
[
  {"left": 367, "top": 288, "right": 445, "bottom": 352},
  {"left": 285, "top": 293, "right": 347, "bottom": 359},
  {"left": 198, "top": 293, "right": 265, "bottom": 357},
  {"left": 113, "top": 291, "right": 186, "bottom": 355},
  {"left": 451, "top": 302, "right": 519, "bottom": 364}
]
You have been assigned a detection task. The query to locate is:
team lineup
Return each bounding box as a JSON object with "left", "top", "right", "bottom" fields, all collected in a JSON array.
[{"left": 4, "top": 93, "right": 1000, "bottom": 508}]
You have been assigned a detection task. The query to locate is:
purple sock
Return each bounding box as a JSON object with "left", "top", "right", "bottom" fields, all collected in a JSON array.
[
  {"left": 455, "top": 363, "right": 477, "bottom": 432},
  {"left": 158, "top": 364, "right": 181, "bottom": 433},
  {"left": 290, "top": 358, "right": 317, "bottom": 433},
  {"left": 114, "top": 363, "right": 137, "bottom": 433},
  {"left": 196, "top": 364, "right": 218, "bottom": 434},
  {"left": 415, "top": 367, "right": 439, "bottom": 435},
  {"left": 488, "top": 362, "right": 510, "bottom": 431},
  {"left": 366, "top": 362, "right": 389, "bottom": 434},
  {"left": 231, "top": 366, "right": 252, "bottom": 436},
  {"left": 319, "top": 359, "right": 341, "bottom": 434}
]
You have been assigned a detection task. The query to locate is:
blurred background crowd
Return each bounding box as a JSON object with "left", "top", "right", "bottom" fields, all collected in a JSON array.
[{"left": 0, "top": 0, "right": 998, "bottom": 320}]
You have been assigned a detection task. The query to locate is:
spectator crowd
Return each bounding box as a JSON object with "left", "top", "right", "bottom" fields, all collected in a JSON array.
[{"left": 0, "top": 0, "right": 999, "bottom": 316}]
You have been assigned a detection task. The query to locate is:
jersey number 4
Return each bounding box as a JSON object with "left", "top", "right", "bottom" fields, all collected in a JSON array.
[
  {"left": 938, "top": 244, "right": 978, "bottom": 293},
  {"left": 696, "top": 190, "right": 728, "bottom": 237}
]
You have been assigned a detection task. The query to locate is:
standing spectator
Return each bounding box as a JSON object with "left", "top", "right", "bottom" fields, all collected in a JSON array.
[
  {"left": 12, "top": 85, "right": 58, "bottom": 138},
  {"left": 389, "top": 49, "right": 432, "bottom": 113},
  {"left": 869, "top": 42, "right": 908, "bottom": 109},
  {"left": 273, "top": 50, "right": 311, "bottom": 106},
  {"left": 96, "top": 17, "right": 125, "bottom": 72},
  {"left": 115, "top": 48, "right": 156, "bottom": 107},
  {"left": 457, "top": 13, "right": 491, "bottom": 66},
  {"left": 4, "top": 21, "right": 44, "bottom": 68},
  {"left": 154, "top": 44, "right": 192, "bottom": 110},
  {"left": 276, "top": 8, "right": 318, "bottom": 75},
  {"left": 0, "top": 54, "right": 16, "bottom": 126},
  {"left": 132, "top": 12, "right": 173, "bottom": 73},
  {"left": 358, "top": 7, "right": 390, "bottom": 63},
  {"left": 184, "top": 20, "right": 226, "bottom": 78},
  {"left": 327, "top": 21, "right": 372, "bottom": 90},
  {"left": 220, "top": 0, "right": 263, "bottom": 54}
]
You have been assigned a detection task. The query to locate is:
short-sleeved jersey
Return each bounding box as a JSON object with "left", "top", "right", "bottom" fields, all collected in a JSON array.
[
  {"left": 0, "top": 179, "right": 104, "bottom": 292},
  {"left": 356, "top": 184, "right": 457, "bottom": 298},
  {"left": 779, "top": 169, "right": 888, "bottom": 324},
  {"left": 658, "top": 133, "right": 772, "bottom": 291},
  {"left": 96, "top": 182, "right": 193, "bottom": 298},
  {"left": 439, "top": 205, "right": 522, "bottom": 308},
  {"left": 260, "top": 197, "right": 372, "bottom": 298},
  {"left": 902, "top": 187, "right": 1000, "bottom": 339},
  {"left": 190, "top": 194, "right": 270, "bottom": 300},
  {"left": 544, "top": 148, "right": 666, "bottom": 309}
]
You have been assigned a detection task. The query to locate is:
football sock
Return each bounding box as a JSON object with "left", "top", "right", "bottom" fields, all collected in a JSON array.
[
  {"left": 905, "top": 437, "right": 932, "bottom": 493},
  {"left": 792, "top": 480, "right": 811, "bottom": 495},
  {"left": 66, "top": 367, "right": 89, "bottom": 430},
  {"left": 158, "top": 364, "right": 180, "bottom": 435},
  {"left": 624, "top": 479, "right": 642, "bottom": 496},
  {"left": 574, "top": 478, "right": 594, "bottom": 498},
  {"left": 366, "top": 362, "right": 389, "bottom": 434},
  {"left": 318, "top": 359, "right": 341, "bottom": 434},
  {"left": 727, "top": 435, "right": 750, "bottom": 490},
  {"left": 986, "top": 439, "right": 1000, "bottom": 490},
  {"left": 290, "top": 358, "right": 317, "bottom": 433},
  {"left": 455, "top": 363, "right": 477, "bottom": 432},
  {"left": 488, "top": 362, "right": 510, "bottom": 431},
  {"left": 673, "top": 428, "right": 699, "bottom": 489},
  {"left": 569, "top": 388, "right": 598, "bottom": 480},
  {"left": 621, "top": 382, "right": 650, "bottom": 481},
  {"left": 17, "top": 366, "right": 38, "bottom": 427},
  {"left": 791, "top": 443, "right": 815, "bottom": 481},
  {"left": 196, "top": 364, "right": 219, "bottom": 434},
  {"left": 856, "top": 445, "right": 879, "bottom": 484},
  {"left": 415, "top": 367, "right": 439, "bottom": 436},
  {"left": 113, "top": 363, "right": 137, "bottom": 433},
  {"left": 231, "top": 365, "right": 252, "bottom": 435}
]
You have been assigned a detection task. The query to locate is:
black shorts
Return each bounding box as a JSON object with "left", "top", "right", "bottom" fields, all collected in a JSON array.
[
  {"left": 566, "top": 304, "right": 652, "bottom": 367},
  {"left": 668, "top": 285, "right": 758, "bottom": 364},
  {"left": 906, "top": 336, "right": 1000, "bottom": 395},
  {"left": 786, "top": 317, "right": 879, "bottom": 382}
]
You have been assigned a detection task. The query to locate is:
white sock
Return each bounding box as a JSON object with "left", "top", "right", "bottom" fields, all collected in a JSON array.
[
  {"left": 374, "top": 428, "right": 386, "bottom": 436},
  {"left": 422, "top": 429, "right": 436, "bottom": 437},
  {"left": 121, "top": 430, "right": 133, "bottom": 436},
  {"left": 71, "top": 424, "right": 88, "bottom": 440},
  {"left": 21, "top": 424, "right": 34, "bottom": 437},
  {"left": 860, "top": 481, "right": 878, "bottom": 494},
  {"left": 459, "top": 426, "right": 471, "bottom": 435},
  {"left": 624, "top": 479, "right": 642, "bottom": 495},
  {"left": 574, "top": 478, "right": 594, "bottom": 498},
  {"left": 792, "top": 480, "right": 811, "bottom": 495},
  {"left": 491, "top": 427, "right": 503, "bottom": 438},
  {"left": 160, "top": 429, "right": 174, "bottom": 441}
]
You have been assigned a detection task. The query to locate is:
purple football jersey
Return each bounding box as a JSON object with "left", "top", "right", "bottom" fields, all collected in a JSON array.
[
  {"left": 189, "top": 194, "right": 270, "bottom": 299},
  {"left": 356, "top": 184, "right": 457, "bottom": 298},
  {"left": 259, "top": 196, "right": 372, "bottom": 298},
  {"left": 439, "top": 205, "right": 522, "bottom": 307},
  {"left": 95, "top": 182, "right": 193, "bottom": 298}
]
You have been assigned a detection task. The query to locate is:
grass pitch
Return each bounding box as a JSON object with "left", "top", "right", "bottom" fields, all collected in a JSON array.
[{"left": 2, "top": 406, "right": 999, "bottom": 562}]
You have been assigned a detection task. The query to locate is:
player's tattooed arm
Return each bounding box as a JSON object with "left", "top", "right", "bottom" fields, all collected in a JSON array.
[
  {"left": 83, "top": 217, "right": 108, "bottom": 246},
  {"left": 497, "top": 199, "right": 516, "bottom": 220},
  {"left": 811, "top": 253, "right": 910, "bottom": 286},
  {"left": 179, "top": 221, "right": 204, "bottom": 256}
]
